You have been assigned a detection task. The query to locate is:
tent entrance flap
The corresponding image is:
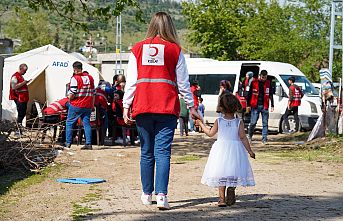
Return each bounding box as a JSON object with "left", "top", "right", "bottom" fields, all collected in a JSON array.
[{"left": 27, "top": 70, "right": 47, "bottom": 122}]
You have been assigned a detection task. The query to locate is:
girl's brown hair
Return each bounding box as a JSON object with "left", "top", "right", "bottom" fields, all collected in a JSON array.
[
  {"left": 146, "top": 12, "right": 180, "bottom": 45},
  {"left": 216, "top": 92, "right": 242, "bottom": 114}
]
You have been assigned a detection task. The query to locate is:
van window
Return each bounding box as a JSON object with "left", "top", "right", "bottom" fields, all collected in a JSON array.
[
  {"left": 189, "top": 74, "right": 236, "bottom": 95},
  {"left": 280, "top": 75, "right": 319, "bottom": 96}
]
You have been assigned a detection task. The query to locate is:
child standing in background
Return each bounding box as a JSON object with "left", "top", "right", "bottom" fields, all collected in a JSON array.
[
  {"left": 197, "top": 93, "right": 255, "bottom": 207},
  {"left": 179, "top": 94, "right": 189, "bottom": 136},
  {"left": 198, "top": 97, "right": 205, "bottom": 119}
]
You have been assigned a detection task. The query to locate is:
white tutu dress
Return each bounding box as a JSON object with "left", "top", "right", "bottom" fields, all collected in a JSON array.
[{"left": 201, "top": 117, "right": 255, "bottom": 187}]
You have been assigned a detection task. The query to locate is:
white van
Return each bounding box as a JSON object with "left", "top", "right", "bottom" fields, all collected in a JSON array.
[{"left": 186, "top": 59, "right": 322, "bottom": 133}]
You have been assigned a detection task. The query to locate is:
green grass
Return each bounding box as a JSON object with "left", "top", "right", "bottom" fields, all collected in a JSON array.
[
  {"left": 259, "top": 138, "right": 343, "bottom": 163},
  {"left": 0, "top": 164, "right": 64, "bottom": 196},
  {"left": 72, "top": 203, "right": 101, "bottom": 221},
  {"left": 0, "top": 164, "right": 64, "bottom": 216},
  {"left": 173, "top": 155, "right": 200, "bottom": 164},
  {"left": 271, "top": 132, "right": 310, "bottom": 142},
  {"left": 71, "top": 185, "right": 102, "bottom": 221}
]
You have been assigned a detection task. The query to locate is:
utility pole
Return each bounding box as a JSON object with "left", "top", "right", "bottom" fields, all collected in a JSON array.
[
  {"left": 329, "top": 0, "right": 343, "bottom": 81},
  {"left": 115, "top": 14, "right": 122, "bottom": 75},
  {"left": 329, "top": 0, "right": 343, "bottom": 134}
]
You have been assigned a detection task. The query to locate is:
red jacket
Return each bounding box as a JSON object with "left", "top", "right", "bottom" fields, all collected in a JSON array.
[
  {"left": 9, "top": 72, "right": 29, "bottom": 103},
  {"left": 289, "top": 84, "right": 302, "bottom": 107},
  {"left": 249, "top": 79, "right": 271, "bottom": 110},
  {"left": 70, "top": 73, "right": 95, "bottom": 108},
  {"left": 131, "top": 36, "right": 181, "bottom": 118},
  {"left": 44, "top": 98, "right": 69, "bottom": 115},
  {"left": 95, "top": 87, "right": 108, "bottom": 110}
]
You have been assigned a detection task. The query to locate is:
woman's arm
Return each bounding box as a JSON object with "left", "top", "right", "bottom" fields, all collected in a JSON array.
[
  {"left": 123, "top": 52, "right": 138, "bottom": 125},
  {"left": 176, "top": 52, "right": 194, "bottom": 108},
  {"left": 196, "top": 119, "right": 218, "bottom": 137},
  {"left": 123, "top": 52, "right": 138, "bottom": 109}
]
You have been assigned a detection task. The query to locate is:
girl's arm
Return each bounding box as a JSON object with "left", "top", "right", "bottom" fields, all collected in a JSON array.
[
  {"left": 196, "top": 119, "right": 218, "bottom": 137},
  {"left": 238, "top": 121, "right": 255, "bottom": 159}
]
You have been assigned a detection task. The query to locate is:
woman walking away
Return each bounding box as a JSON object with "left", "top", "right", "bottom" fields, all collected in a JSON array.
[
  {"left": 196, "top": 93, "right": 255, "bottom": 207},
  {"left": 123, "top": 12, "right": 200, "bottom": 210}
]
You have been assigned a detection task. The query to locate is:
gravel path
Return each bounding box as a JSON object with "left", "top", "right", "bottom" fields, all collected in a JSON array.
[{"left": 1, "top": 133, "right": 342, "bottom": 221}]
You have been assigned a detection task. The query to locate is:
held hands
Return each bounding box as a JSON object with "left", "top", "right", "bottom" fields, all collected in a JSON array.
[
  {"left": 195, "top": 119, "right": 203, "bottom": 126},
  {"left": 123, "top": 108, "right": 135, "bottom": 125},
  {"left": 246, "top": 107, "right": 251, "bottom": 113},
  {"left": 190, "top": 107, "right": 201, "bottom": 121}
]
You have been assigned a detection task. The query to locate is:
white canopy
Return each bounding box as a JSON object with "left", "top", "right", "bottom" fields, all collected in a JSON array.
[{"left": 2, "top": 44, "right": 103, "bottom": 122}]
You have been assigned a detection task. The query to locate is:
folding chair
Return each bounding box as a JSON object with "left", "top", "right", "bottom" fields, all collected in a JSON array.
[{"left": 76, "top": 106, "right": 103, "bottom": 146}]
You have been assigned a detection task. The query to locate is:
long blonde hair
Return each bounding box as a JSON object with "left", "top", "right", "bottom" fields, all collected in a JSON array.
[{"left": 146, "top": 12, "right": 180, "bottom": 45}]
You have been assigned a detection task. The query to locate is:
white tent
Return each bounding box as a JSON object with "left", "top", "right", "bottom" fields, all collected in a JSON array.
[{"left": 2, "top": 44, "right": 103, "bottom": 122}]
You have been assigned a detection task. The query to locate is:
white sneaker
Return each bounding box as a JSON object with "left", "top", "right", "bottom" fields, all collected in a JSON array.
[
  {"left": 141, "top": 193, "right": 152, "bottom": 205},
  {"left": 156, "top": 194, "right": 170, "bottom": 210}
]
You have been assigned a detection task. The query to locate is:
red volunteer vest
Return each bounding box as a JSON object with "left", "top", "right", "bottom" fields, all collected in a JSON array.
[
  {"left": 95, "top": 87, "right": 108, "bottom": 109},
  {"left": 244, "top": 78, "right": 249, "bottom": 92},
  {"left": 250, "top": 79, "right": 271, "bottom": 110},
  {"left": 131, "top": 37, "right": 181, "bottom": 118},
  {"left": 70, "top": 73, "right": 95, "bottom": 108},
  {"left": 236, "top": 94, "right": 247, "bottom": 109},
  {"left": 44, "top": 98, "right": 69, "bottom": 115},
  {"left": 290, "top": 85, "right": 302, "bottom": 107},
  {"left": 9, "top": 72, "right": 29, "bottom": 103}
]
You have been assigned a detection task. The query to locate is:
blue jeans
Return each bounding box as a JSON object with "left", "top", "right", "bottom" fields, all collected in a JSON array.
[
  {"left": 135, "top": 114, "right": 177, "bottom": 195},
  {"left": 248, "top": 105, "right": 269, "bottom": 142},
  {"left": 66, "top": 104, "right": 92, "bottom": 145},
  {"left": 189, "top": 112, "right": 195, "bottom": 131}
]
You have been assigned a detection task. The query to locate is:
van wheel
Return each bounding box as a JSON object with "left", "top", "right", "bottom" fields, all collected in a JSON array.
[{"left": 280, "top": 115, "right": 302, "bottom": 133}]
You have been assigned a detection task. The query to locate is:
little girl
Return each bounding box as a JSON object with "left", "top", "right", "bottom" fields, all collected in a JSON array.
[{"left": 196, "top": 93, "right": 255, "bottom": 207}]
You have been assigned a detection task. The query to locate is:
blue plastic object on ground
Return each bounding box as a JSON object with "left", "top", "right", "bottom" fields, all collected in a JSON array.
[{"left": 56, "top": 178, "right": 106, "bottom": 184}]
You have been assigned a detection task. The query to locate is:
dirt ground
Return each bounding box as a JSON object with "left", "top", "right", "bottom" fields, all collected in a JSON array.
[{"left": 1, "top": 132, "right": 343, "bottom": 221}]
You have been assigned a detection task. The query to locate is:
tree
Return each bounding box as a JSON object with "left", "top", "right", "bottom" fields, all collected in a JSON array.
[
  {"left": 182, "top": 0, "right": 334, "bottom": 82},
  {"left": 5, "top": 9, "right": 53, "bottom": 53},
  {"left": 182, "top": 0, "right": 255, "bottom": 60},
  {"left": 25, "top": 0, "right": 143, "bottom": 30}
]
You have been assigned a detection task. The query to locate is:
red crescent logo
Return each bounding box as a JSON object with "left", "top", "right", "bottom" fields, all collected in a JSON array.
[{"left": 149, "top": 46, "right": 159, "bottom": 57}]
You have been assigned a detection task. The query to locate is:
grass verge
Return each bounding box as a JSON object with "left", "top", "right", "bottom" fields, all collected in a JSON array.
[
  {"left": 173, "top": 154, "right": 201, "bottom": 164},
  {"left": 0, "top": 163, "right": 64, "bottom": 216},
  {"left": 72, "top": 186, "right": 102, "bottom": 221},
  {"left": 260, "top": 135, "right": 343, "bottom": 163}
]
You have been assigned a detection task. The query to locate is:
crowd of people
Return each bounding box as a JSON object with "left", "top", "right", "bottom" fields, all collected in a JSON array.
[
  {"left": 9, "top": 61, "right": 137, "bottom": 149},
  {"left": 8, "top": 11, "right": 306, "bottom": 210}
]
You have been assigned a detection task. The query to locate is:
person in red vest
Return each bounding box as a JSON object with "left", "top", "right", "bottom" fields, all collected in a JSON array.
[
  {"left": 283, "top": 76, "right": 303, "bottom": 133},
  {"left": 243, "top": 71, "right": 253, "bottom": 97},
  {"left": 122, "top": 12, "right": 200, "bottom": 210},
  {"left": 44, "top": 98, "right": 69, "bottom": 114},
  {"left": 9, "top": 63, "right": 30, "bottom": 133},
  {"left": 65, "top": 61, "right": 95, "bottom": 150},
  {"left": 246, "top": 70, "right": 274, "bottom": 144},
  {"left": 95, "top": 80, "right": 114, "bottom": 143},
  {"left": 41, "top": 97, "right": 69, "bottom": 143}
]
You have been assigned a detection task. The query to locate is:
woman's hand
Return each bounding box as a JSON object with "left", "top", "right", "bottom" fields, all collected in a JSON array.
[{"left": 123, "top": 108, "right": 135, "bottom": 125}]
